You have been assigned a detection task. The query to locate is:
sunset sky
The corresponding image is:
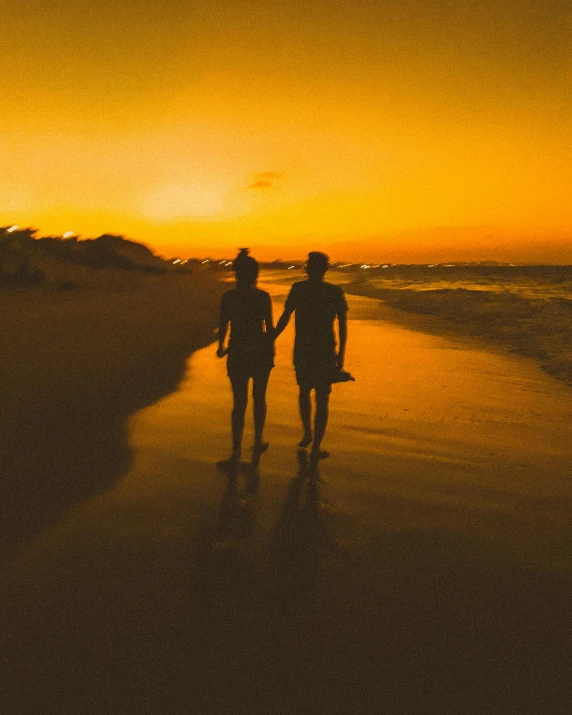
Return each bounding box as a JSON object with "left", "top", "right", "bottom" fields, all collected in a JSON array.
[{"left": 2, "top": 0, "right": 570, "bottom": 262}]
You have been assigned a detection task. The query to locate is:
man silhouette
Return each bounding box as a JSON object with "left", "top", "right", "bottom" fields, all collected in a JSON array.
[{"left": 274, "top": 252, "right": 348, "bottom": 458}]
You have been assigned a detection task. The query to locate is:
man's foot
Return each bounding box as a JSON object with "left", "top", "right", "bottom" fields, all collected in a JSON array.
[
  {"left": 251, "top": 441, "right": 269, "bottom": 455},
  {"left": 298, "top": 434, "right": 313, "bottom": 448},
  {"left": 216, "top": 454, "right": 240, "bottom": 472},
  {"left": 310, "top": 448, "right": 330, "bottom": 460}
]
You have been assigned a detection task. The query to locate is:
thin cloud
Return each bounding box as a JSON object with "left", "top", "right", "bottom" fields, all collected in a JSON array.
[{"left": 248, "top": 171, "right": 285, "bottom": 189}]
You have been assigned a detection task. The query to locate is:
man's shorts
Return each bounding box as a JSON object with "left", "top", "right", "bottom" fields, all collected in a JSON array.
[{"left": 294, "top": 356, "right": 337, "bottom": 392}]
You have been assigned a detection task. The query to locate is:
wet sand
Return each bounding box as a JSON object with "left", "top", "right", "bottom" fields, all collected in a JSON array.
[{"left": 1, "top": 279, "right": 571, "bottom": 714}]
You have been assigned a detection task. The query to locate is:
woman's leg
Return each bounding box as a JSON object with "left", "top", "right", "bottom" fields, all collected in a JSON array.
[
  {"left": 252, "top": 370, "right": 271, "bottom": 452},
  {"left": 298, "top": 386, "right": 313, "bottom": 447},
  {"left": 229, "top": 372, "right": 249, "bottom": 461}
]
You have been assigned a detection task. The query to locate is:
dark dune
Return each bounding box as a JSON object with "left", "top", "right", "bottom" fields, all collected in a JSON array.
[{"left": 0, "top": 274, "right": 224, "bottom": 563}]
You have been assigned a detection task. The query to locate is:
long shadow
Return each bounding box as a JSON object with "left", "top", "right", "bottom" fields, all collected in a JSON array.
[
  {"left": 0, "top": 324, "right": 217, "bottom": 566},
  {"left": 267, "top": 450, "right": 322, "bottom": 614},
  {"left": 186, "top": 452, "right": 326, "bottom": 714},
  {"left": 196, "top": 464, "right": 260, "bottom": 601}
]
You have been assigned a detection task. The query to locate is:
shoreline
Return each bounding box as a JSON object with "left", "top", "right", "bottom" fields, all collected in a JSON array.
[
  {"left": 0, "top": 272, "right": 224, "bottom": 563},
  {"left": 344, "top": 280, "right": 572, "bottom": 388}
]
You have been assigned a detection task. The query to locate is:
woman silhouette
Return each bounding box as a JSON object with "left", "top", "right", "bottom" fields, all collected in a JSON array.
[{"left": 217, "top": 249, "right": 274, "bottom": 468}]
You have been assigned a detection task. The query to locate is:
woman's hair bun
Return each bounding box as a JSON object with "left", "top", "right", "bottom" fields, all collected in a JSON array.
[{"left": 233, "top": 247, "right": 259, "bottom": 285}]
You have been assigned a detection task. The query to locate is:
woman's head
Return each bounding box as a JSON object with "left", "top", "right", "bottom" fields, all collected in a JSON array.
[{"left": 233, "top": 248, "right": 259, "bottom": 286}]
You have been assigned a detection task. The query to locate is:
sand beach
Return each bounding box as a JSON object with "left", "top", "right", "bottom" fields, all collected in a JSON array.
[{"left": 1, "top": 273, "right": 571, "bottom": 713}]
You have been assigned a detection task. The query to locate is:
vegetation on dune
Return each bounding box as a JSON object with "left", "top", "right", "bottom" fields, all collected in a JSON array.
[{"left": 0, "top": 227, "right": 202, "bottom": 288}]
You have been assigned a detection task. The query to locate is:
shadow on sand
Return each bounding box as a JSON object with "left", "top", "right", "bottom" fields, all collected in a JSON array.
[
  {"left": 188, "top": 450, "right": 572, "bottom": 715},
  {"left": 0, "top": 317, "right": 218, "bottom": 566},
  {"left": 268, "top": 450, "right": 323, "bottom": 609},
  {"left": 2, "top": 437, "right": 571, "bottom": 714},
  {"left": 198, "top": 449, "right": 323, "bottom": 602},
  {"left": 185, "top": 451, "right": 333, "bottom": 714}
]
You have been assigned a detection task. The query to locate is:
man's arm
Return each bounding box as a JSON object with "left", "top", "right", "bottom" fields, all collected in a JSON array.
[
  {"left": 217, "top": 297, "right": 229, "bottom": 357},
  {"left": 336, "top": 308, "right": 347, "bottom": 369}
]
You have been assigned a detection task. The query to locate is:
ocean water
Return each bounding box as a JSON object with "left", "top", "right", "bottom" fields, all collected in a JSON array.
[
  {"left": 338, "top": 265, "right": 572, "bottom": 387},
  {"left": 342, "top": 264, "right": 572, "bottom": 299}
]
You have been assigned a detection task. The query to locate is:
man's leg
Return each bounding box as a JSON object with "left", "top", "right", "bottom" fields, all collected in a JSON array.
[
  {"left": 298, "top": 386, "right": 313, "bottom": 447},
  {"left": 311, "top": 384, "right": 331, "bottom": 457}
]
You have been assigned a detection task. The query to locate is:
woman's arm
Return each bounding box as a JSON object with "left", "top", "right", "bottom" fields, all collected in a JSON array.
[
  {"left": 264, "top": 293, "right": 274, "bottom": 335},
  {"left": 274, "top": 284, "right": 296, "bottom": 339}
]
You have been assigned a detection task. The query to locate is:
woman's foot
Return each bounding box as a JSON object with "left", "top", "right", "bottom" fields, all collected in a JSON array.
[
  {"left": 309, "top": 448, "right": 330, "bottom": 460},
  {"left": 216, "top": 451, "right": 241, "bottom": 472},
  {"left": 298, "top": 434, "right": 313, "bottom": 448},
  {"left": 251, "top": 441, "right": 269, "bottom": 465},
  {"left": 245, "top": 467, "right": 260, "bottom": 492}
]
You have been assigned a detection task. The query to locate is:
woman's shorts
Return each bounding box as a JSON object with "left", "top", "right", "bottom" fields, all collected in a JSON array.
[{"left": 227, "top": 351, "right": 274, "bottom": 381}]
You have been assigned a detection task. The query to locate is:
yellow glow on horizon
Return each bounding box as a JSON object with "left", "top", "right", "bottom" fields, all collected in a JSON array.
[{"left": 141, "top": 183, "right": 227, "bottom": 221}]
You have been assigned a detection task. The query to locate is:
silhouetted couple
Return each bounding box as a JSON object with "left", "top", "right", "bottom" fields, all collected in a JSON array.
[{"left": 217, "top": 249, "right": 348, "bottom": 469}]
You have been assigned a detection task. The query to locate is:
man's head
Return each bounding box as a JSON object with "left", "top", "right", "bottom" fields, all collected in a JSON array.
[{"left": 306, "top": 251, "right": 329, "bottom": 279}]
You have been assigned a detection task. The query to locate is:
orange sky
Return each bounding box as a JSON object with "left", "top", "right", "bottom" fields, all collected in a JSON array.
[{"left": 2, "top": 0, "right": 571, "bottom": 262}]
